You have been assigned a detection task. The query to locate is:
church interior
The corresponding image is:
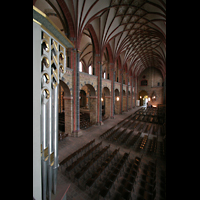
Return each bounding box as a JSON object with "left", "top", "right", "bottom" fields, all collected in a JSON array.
[{"left": 33, "top": 0, "right": 166, "bottom": 199}]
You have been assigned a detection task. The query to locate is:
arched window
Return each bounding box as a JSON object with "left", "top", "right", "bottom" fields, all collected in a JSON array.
[
  {"left": 89, "top": 65, "right": 92, "bottom": 75},
  {"left": 79, "top": 62, "right": 82, "bottom": 72},
  {"left": 103, "top": 71, "right": 106, "bottom": 79},
  {"left": 141, "top": 80, "right": 148, "bottom": 86}
]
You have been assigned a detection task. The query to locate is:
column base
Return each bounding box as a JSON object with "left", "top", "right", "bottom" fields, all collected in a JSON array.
[
  {"left": 96, "top": 121, "right": 104, "bottom": 126},
  {"left": 72, "top": 130, "right": 83, "bottom": 137}
]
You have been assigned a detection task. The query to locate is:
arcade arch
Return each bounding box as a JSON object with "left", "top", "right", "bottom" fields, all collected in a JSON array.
[
  {"left": 80, "top": 84, "right": 97, "bottom": 129},
  {"left": 139, "top": 90, "right": 148, "bottom": 106},
  {"left": 102, "top": 87, "right": 111, "bottom": 119},
  {"left": 59, "top": 80, "right": 73, "bottom": 137}
]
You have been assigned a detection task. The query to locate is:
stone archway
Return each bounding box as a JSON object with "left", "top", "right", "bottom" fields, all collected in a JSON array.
[
  {"left": 59, "top": 80, "right": 73, "bottom": 137},
  {"left": 80, "top": 84, "right": 97, "bottom": 128},
  {"left": 139, "top": 90, "right": 148, "bottom": 106},
  {"left": 102, "top": 87, "right": 111, "bottom": 119}
]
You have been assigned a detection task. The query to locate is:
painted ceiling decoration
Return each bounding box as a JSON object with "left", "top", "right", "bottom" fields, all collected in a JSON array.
[{"left": 34, "top": 0, "right": 166, "bottom": 79}]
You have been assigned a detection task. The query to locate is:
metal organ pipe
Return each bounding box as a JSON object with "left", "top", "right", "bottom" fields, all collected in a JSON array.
[
  {"left": 48, "top": 95, "right": 52, "bottom": 200},
  {"left": 41, "top": 97, "right": 47, "bottom": 200},
  {"left": 53, "top": 85, "right": 59, "bottom": 194}
]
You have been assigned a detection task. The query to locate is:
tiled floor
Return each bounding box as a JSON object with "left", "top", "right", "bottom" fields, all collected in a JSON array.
[{"left": 52, "top": 106, "right": 166, "bottom": 200}]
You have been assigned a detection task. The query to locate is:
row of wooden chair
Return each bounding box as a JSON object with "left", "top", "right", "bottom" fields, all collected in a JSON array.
[
  {"left": 137, "top": 160, "right": 157, "bottom": 200},
  {"left": 65, "top": 141, "right": 102, "bottom": 175},
  {"left": 144, "top": 124, "right": 152, "bottom": 133},
  {"left": 74, "top": 145, "right": 110, "bottom": 182},
  {"left": 120, "top": 130, "right": 133, "bottom": 144},
  {"left": 110, "top": 128, "right": 127, "bottom": 142},
  {"left": 134, "top": 135, "right": 148, "bottom": 152},
  {"left": 99, "top": 110, "right": 141, "bottom": 139},
  {"left": 146, "top": 137, "right": 157, "bottom": 155},
  {"left": 85, "top": 148, "right": 120, "bottom": 189},
  {"left": 105, "top": 126, "right": 123, "bottom": 140},
  {"left": 114, "top": 156, "right": 142, "bottom": 200},
  {"left": 159, "top": 140, "right": 166, "bottom": 158},
  {"left": 151, "top": 125, "right": 158, "bottom": 135},
  {"left": 99, "top": 125, "right": 117, "bottom": 139},
  {"left": 59, "top": 139, "right": 95, "bottom": 169},
  {"left": 99, "top": 152, "right": 130, "bottom": 199},
  {"left": 127, "top": 132, "right": 141, "bottom": 148}
]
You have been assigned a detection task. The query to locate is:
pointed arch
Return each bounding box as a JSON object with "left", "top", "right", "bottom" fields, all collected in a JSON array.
[
  {"left": 87, "top": 24, "right": 100, "bottom": 54},
  {"left": 57, "top": 0, "right": 75, "bottom": 38}
]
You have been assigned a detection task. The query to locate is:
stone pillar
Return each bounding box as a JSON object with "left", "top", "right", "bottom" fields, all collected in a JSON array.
[
  {"left": 63, "top": 96, "right": 73, "bottom": 136},
  {"left": 105, "top": 96, "right": 111, "bottom": 118},
  {"left": 134, "top": 77, "right": 137, "bottom": 106},
  {"left": 89, "top": 96, "right": 97, "bottom": 124},
  {"left": 126, "top": 85, "right": 128, "bottom": 111},
  {"left": 72, "top": 48, "right": 82, "bottom": 137},
  {"left": 96, "top": 54, "right": 103, "bottom": 125},
  {"left": 120, "top": 72, "right": 123, "bottom": 113},
  {"left": 110, "top": 63, "right": 115, "bottom": 119},
  {"left": 130, "top": 77, "right": 133, "bottom": 108}
]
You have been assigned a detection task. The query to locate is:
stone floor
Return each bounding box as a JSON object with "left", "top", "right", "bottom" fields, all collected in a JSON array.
[{"left": 52, "top": 106, "right": 166, "bottom": 200}]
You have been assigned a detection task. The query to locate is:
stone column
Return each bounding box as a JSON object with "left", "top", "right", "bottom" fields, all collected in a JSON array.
[
  {"left": 110, "top": 63, "right": 115, "bottom": 119},
  {"left": 72, "top": 48, "right": 82, "bottom": 137},
  {"left": 96, "top": 53, "right": 103, "bottom": 125},
  {"left": 120, "top": 72, "right": 123, "bottom": 113}
]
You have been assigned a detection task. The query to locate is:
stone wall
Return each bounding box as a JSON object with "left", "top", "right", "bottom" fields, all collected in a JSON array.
[
  {"left": 80, "top": 72, "right": 98, "bottom": 93},
  {"left": 61, "top": 67, "right": 73, "bottom": 95}
]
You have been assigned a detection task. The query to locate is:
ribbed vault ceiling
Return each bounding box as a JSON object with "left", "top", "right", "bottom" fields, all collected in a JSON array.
[{"left": 34, "top": 0, "right": 166, "bottom": 78}]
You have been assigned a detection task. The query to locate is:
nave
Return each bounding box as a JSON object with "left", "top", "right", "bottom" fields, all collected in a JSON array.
[{"left": 53, "top": 106, "right": 166, "bottom": 200}]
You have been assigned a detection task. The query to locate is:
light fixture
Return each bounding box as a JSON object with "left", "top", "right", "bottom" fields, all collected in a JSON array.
[
  {"left": 140, "top": 96, "right": 142, "bottom": 99},
  {"left": 101, "top": 97, "right": 104, "bottom": 102},
  {"left": 148, "top": 97, "right": 151, "bottom": 101},
  {"left": 151, "top": 91, "right": 157, "bottom": 101},
  {"left": 116, "top": 97, "right": 119, "bottom": 101}
]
